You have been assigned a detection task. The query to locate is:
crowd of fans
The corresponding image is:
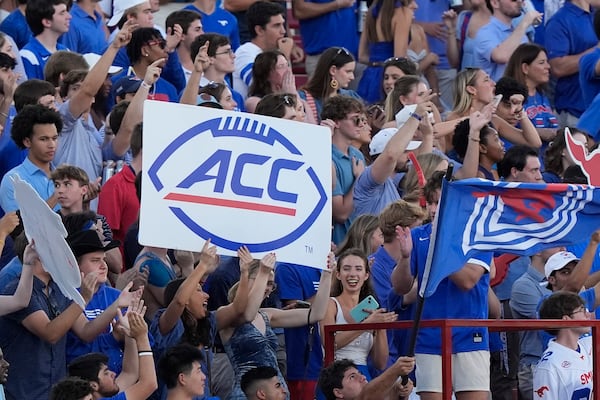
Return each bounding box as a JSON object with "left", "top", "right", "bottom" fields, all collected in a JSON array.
[{"left": 0, "top": 0, "right": 598, "bottom": 398}]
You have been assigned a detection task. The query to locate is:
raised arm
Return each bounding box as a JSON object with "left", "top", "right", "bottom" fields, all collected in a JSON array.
[
  {"left": 358, "top": 356, "right": 416, "bottom": 400},
  {"left": 268, "top": 252, "right": 334, "bottom": 328},
  {"left": 567, "top": 230, "right": 600, "bottom": 294},
  {"left": 21, "top": 273, "right": 97, "bottom": 344},
  {"left": 0, "top": 213, "right": 31, "bottom": 316},
  {"left": 69, "top": 20, "right": 137, "bottom": 118},
  {"left": 123, "top": 306, "right": 158, "bottom": 400},
  {"left": 391, "top": 226, "right": 414, "bottom": 295},
  {"left": 214, "top": 246, "right": 253, "bottom": 330},
  {"left": 71, "top": 281, "right": 143, "bottom": 342},
  {"left": 115, "top": 298, "right": 147, "bottom": 389},
  {"left": 111, "top": 58, "right": 162, "bottom": 157},
  {"left": 454, "top": 106, "right": 493, "bottom": 180},
  {"left": 180, "top": 41, "right": 209, "bottom": 105},
  {"left": 158, "top": 240, "right": 219, "bottom": 335}
]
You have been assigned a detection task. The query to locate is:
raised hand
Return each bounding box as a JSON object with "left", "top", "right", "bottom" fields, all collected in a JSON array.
[
  {"left": 144, "top": 58, "right": 164, "bottom": 86},
  {"left": 193, "top": 41, "right": 210, "bottom": 74},
  {"left": 199, "top": 238, "right": 219, "bottom": 273},
  {"left": 165, "top": 23, "right": 183, "bottom": 52},
  {"left": 395, "top": 225, "right": 412, "bottom": 259},
  {"left": 80, "top": 272, "right": 98, "bottom": 303},
  {"left": 116, "top": 281, "right": 144, "bottom": 308},
  {"left": 237, "top": 245, "right": 254, "bottom": 273},
  {"left": 22, "top": 239, "right": 39, "bottom": 267},
  {"left": 112, "top": 19, "right": 137, "bottom": 48},
  {"left": 260, "top": 252, "right": 276, "bottom": 271},
  {"left": 351, "top": 156, "right": 365, "bottom": 178},
  {"left": 0, "top": 211, "right": 19, "bottom": 238}
]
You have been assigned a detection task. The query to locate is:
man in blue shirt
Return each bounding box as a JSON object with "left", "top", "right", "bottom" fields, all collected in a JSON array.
[
  {"left": 322, "top": 96, "right": 366, "bottom": 245},
  {"left": 183, "top": 0, "right": 240, "bottom": 51},
  {"left": 165, "top": 10, "right": 204, "bottom": 83},
  {"left": 60, "top": 0, "right": 108, "bottom": 54},
  {"left": 0, "top": 0, "right": 32, "bottom": 49},
  {"left": 0, "top": 104, "right": 61, "bottom": 214},
  {"left": 578, "top": 11, "right": 600, "bottom": 108},
  {"left": 20, "top": 0, "right": 71, "bottom": 80},
  {"left": 392, "top": 223, "right": 493, "bottom": 400},
  {"left": 473, "top": 0, "right": 540, "bottom": 81},
  {"left": 546, "top": 0, "right": 598, "bottom": 127}
]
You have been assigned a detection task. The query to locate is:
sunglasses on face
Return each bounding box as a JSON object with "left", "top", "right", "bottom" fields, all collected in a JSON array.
[
  {"left": 351, "top": 115, "right": 368, "bottom": 126},
  {"left": 146, "top": 38, "right": 166, "bottom": 49}
]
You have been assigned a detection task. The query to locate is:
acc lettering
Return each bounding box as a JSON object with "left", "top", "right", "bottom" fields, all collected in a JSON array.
[
  {"left": 580, "top": 371, "right": 592, "bottom": 384},
  {"left": 177, "top": 149, "right": 304, "bottom": 203}
]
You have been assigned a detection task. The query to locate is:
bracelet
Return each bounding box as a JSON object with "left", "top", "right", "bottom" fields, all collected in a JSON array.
[
  {"left": 469, "top": 136, "right": 480, "bottom": 142},
  {"left": 0, "top": 111, "right": 8, "bottom": 119},
  {"left": 138, "top": 351, "right": 153, "bottom": 357},
  {"left": 141, "top": 81, "right": 152, "bottom": 89},
  {"left": 410, "top": 112, "right": 422, "bottom": 121}
]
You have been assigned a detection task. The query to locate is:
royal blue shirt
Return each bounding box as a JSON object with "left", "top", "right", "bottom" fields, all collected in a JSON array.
[
  {"left": 60, "top": 3, "right": 108, "bottom": 54},
  {"left": 410, "top": 223, "right": 492, "bottom": 354},
  {"left": 0, "top": 106, "right": 27, "bottom": 212},
  {"left": 578, "top": 47, "right": 600, "bottom": 108},
  {"left": 414, "top": 0, "right": 451, "bottom": 69},
  {"left": 545, "top": 1, "right": 597, "bottom": 116},
  {"left": 275, "top": 263, "right": 323, "bottom": 380},
  {"left": 20, "top": 37, "right": 68, "bottom": 80},
  {"left": 577, "top": 91, "right": 600, "bottom": 141},
  {"left": 183, "top": 4, "right": 240, "bottom": 50},
  {"left": 297, "top": 2, "right": 359, "bottom": 56},
  {"left": 0, "top": 9, "right": 32, "bottom": 49}
]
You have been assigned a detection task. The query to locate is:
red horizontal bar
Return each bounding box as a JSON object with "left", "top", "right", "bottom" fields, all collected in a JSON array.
[{"left": 164, "top": 192, "right": 297, "bottom": 216}]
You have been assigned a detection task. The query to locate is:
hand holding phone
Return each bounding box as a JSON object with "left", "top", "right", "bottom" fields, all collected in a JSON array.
[{"left": 350, "top": 295, "right": 379, "bottom": 322}]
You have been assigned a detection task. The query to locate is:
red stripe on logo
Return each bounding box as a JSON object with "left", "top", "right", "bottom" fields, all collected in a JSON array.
[{"left": 164, "top": 193, "right": 297, "bottom": 216}]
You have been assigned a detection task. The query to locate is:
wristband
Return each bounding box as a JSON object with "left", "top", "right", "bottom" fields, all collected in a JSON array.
[
  {"left": 138, "top": 351, "right": 153, "bottom": 357},
  {"left": 141, "top": 81, "right": 152, "bottom": 90},
  {"left": 410, "top": 112, "right": 422, "bottom": 121},
  {"left": 469, "top": 136, "right": 480, "bottom": 142}
]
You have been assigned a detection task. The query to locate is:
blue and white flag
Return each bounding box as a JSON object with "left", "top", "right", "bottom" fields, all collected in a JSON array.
[{"left": 420, "top": 179, "right": 600, "bottom": 297}]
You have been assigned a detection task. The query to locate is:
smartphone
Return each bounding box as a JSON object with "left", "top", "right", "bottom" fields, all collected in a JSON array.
[
  {"left": 492, "top": 94, "right": 503, "bottom": 108},
  {"left": 350, "top": 295, "right": 379, "bottom": 322}
]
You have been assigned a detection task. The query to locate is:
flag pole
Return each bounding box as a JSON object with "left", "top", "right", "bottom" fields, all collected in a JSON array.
[{"left": 400, "top": 162, "right": 454, "bottom": 385}]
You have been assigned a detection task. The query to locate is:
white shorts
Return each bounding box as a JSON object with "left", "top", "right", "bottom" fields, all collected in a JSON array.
[{"left": 415, "top": 351, "right": 490, "bottom": 393}]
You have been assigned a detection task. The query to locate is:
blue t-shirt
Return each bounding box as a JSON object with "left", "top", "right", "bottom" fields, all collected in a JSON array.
[
  {"left": 577, "top": 91, "right": 600, "bottom": 141},
  {"left": 0, "top": 157, "right": 58, "bottom": 213},
  {"left": 473, "top": 16, "right": 528, "bottom": 82},
  {"left": 59, "top": 3, "right": 108, "bottom": 54},
  {"left": 0, "top": 9, "right": 32, "bottom": 49},
  {"left": 182, "top": 4, "right": 240, "bottom": 50},
  {"left": 410, "top": 223, "right": 492, "bottom": 354},
  {"left": 578, "top": 47, "right": 600, "bottom": 108},
  {"left": 20, "top": 37, "right": 68, "bottom": 80},
  {"left": 545, "top": 2, "right": 597, "bottom": 116},
  {"left": 275, "top": 263, "right": 323, "bottom": 380},
  {"left": 352, "top": 165, "right": 400, "bottom": 218},
  {"left": 414, "top": 0, "right": 451, "bottom": 69},
  {"left": 0, "top": 107, "right": 27, "bottom": 211},
  {"left": 331, "top": 145, "right": 365, "bottom": 245},
  {"left": 297, "top": 2, "right": 359, "bottom": 56}
]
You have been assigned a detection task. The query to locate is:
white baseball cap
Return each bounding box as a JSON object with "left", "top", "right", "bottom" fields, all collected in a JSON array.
[
  {"left": 107, "top": 0, "right": 147, "bottom": 27},
  {"left": 82, "top": 53, "right": 123, "bottom": 75},
  {"left": 544, "top": 251, "right": 580, "bottom": 279},
  {"left": 369, "top": 127, "right": 421, "bottom": 156}
]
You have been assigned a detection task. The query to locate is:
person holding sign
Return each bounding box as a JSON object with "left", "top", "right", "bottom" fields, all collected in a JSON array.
[
  {"left": 0, "top": 212, "right": 33, "bottom": 317},
  {"left": 220, "top": 248, "right": 334, "bottom": 400},
  {"left": 319, "top": 248, "right": 395, "bottom": 381}
]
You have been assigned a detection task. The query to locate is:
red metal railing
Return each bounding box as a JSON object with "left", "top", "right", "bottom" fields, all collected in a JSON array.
[{"left": 323, "top": 319, "right": 600, "bottom": 400}]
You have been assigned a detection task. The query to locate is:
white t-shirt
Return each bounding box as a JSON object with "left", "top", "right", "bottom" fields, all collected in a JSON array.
[
  {"left": 233, "top": 41, "right": 261, "bottom": 100},
  {"left": 533, "top": 336, "right": 593, "bottom": 400}
]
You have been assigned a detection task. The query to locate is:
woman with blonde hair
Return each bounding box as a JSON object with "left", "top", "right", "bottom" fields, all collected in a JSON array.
[
  {"left": 221, "top": 248, "right": 333, "bottom": 400},
  {"left": 447, "top": 67, "right": 541, "bottom": 157},
  {"left": 401, "top": 152, "right": 448, "bottom": 204}
]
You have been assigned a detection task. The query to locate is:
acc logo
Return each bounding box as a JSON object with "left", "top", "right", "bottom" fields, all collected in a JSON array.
[{"left": 147, "top": 116, "right": 327, "bottom": 252}]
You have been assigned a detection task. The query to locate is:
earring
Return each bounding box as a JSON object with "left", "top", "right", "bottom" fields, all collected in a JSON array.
[
  {"left": 330, "top": 78, "right": 339, "bottom": 90},
  {"left": 144, "top": 53, "right": 149, "bottom": 57}
]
